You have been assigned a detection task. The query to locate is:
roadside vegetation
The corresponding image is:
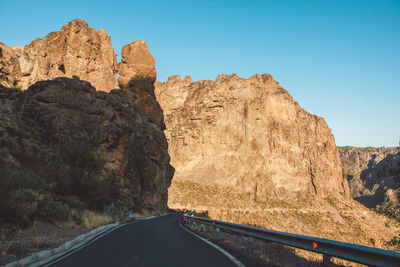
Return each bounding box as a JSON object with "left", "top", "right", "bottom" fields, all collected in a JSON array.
[
  {"left": 0, "top": 138, "right": 124, "bottom": 231},
  {"left": 0, "top": 138, "right": 129, "bottom": 260}
]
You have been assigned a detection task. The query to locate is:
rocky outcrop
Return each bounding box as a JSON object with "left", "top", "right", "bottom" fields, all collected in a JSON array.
[
  {"left": 155, "top": 74, "right": 349, "bottom": 200},
  {"left": 0, "top": 18, "right": 174, "bottom": 213},
  {"left": 0, "top": 42, "right": 22, "bottom": 87},
  {"left": 0, "top": 19, "right": 117, "bottom": 91},
  {"left": 117, "top": 40, "right": 156, "bottom": 88},
  {"left": 339, "top": 146, "right": 400, "bottom": 208},
  {"left": 0, "top": 77, "right": 174, "bottom": 212}
]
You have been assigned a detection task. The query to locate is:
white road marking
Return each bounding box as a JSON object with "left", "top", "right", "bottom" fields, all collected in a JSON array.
[
  {"left": 37, "top": 214, "right": 167, "bottom": 267},
  {"left": 179, "top": 222, "right": 246, "bottom": 267}
]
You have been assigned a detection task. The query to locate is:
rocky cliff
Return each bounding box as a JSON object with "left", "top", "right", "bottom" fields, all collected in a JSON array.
[
  {"left": 339, "top": 146, "right": 400, "bottom": 208},
  {"left": 0, "top": 19, "right": 117, "bottom": 91},
  {"left": 155, "top": 74, "right": 349, "bottom": 201},
  {"left": 0, "top": 19, "right": 173, "bottom": 214},
  {"left": 0, "top": 77, "right": 173, "bottom": 213}
]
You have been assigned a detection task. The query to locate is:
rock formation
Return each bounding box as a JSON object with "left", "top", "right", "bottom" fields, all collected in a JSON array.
[
  {"left": 118, "top": 40, "right": 157, "bottom": 88},
  {"left": 0, "top": 18, "right": 175, "bottom": 213},
  {"left": 155, "top": 74, "right": 349, "bottom": 201},
  {"left": 339, "top": 146, "right": 400, "bottom": 208},
  {"left": 0, "top": 19, "right": 117, "bottom": 91},
  {"left": 0, "top": 77, "right": 173, "bottom": 212}
]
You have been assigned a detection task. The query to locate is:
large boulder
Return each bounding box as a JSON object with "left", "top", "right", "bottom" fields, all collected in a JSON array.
[{"left": 118, "top": 40, "right": 157, "bottom": 88}]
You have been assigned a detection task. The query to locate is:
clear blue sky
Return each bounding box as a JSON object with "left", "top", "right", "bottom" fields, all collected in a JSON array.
[{"left": 1, "top": 0, "right": 399, "bottom": 147}]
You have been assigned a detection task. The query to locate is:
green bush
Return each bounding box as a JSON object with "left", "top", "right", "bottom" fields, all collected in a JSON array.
[
  {"left": 55, "top": 138, "right": 119, "bottom": 210},
  {"left": 387, "top": 236, "right": 400, "bottom": 250},
  {"left": 0, "top": 149, "right": 43, "bottom": 228},
  {"left": 61, "top": 195, "right": 85, "bottom": 210},
  {"left": 0, "top": 137, "right": 120, "bottom": 230},
  {"left": 38, "top": 199, "right": 70, "bottom": 222},
  {"left": 41, "top": 138, "right": 119, "bottom": 210},
  {"left": 104, "top": 202, "right": 127, "bottom": 219}
]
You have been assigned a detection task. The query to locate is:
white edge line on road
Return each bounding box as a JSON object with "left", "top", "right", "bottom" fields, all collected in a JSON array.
[
  {"left": 179, "top": 222, "right": 245, "bottom": 267},
  {"left": 36, "top": 214, "right": 167, "bottom": 267},
  {"left": 36, "top": 221, "right": 133, "bottom": 267}
]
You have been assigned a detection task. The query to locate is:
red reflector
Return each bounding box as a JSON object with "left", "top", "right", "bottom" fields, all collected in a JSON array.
[
  {"left": 313, "top": 242, "right": 318, "bottom": 249},
  {"left": 212, "top": 222, "right": 215, "bottom": 225}
]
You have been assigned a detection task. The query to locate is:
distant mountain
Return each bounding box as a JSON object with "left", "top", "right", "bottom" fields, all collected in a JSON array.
[{"left": 339, "top": 146, "right": 399, "bottom": 219}]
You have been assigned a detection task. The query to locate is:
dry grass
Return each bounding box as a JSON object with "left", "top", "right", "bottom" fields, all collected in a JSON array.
[
  {"left": 51, "top": 209, "right": 118, "bottom": 230},
  {"left": 0, "top": 221, "right": 86, "bottom": 265},
  {"left": 80, "top": 210, "right": 114, "bottom": 230},
  {"left": 0, "top": 207, "right": 156, "bottom": 265},
  {"left": 169, "top": 180, "right": 400, "bottom": 255},
  {"left": 135, "top": 209, "right": 159, "bottom": 219}
]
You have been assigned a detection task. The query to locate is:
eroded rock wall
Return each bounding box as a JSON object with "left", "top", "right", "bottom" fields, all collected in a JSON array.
[
  {"left": 0, "top": 77, "right": 173, "bottom": 212},
  {"left": 155, "top": 74, "right": 349, "bottom": 200},
  {"left": 0, "top": 18, "right": 175, "bottom": 213},
  {"left": 0, "top": 19, "right": 118, "bottom": 92}
]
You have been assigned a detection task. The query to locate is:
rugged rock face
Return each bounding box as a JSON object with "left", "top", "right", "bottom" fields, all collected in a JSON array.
[
  {"left": 0, "top": 18, "right": 174, "bottom": 213},
  {"left": 0, "top": 19, "right": 117, "bottom": 91},
  {"left": 339, "top": 146, "right": 400, "bottom": 208},
  {"left": 118, "top": 40, "right": 157, "bottom": 88},
  {"left": 0, "top": 77, "right": 174, "bottom": 212},
  {"left": 155, "top": 74, "right": 349, "bottom": 200}
]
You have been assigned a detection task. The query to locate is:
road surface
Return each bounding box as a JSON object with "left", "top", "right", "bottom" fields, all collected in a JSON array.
[{"left": 47, "top": 214, "right": 238, "bottom": 267}]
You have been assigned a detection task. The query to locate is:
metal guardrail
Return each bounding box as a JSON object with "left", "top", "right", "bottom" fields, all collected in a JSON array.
[{"left": 183, "top": 214, "right": 400, "bottom": 266}]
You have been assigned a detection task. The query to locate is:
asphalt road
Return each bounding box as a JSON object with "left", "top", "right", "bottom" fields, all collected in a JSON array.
[{"left": 47, "top": 214, "right": 238, "bottom": 267}]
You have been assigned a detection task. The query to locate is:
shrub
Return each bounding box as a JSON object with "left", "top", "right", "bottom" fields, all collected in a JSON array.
[
  {"left": 8, "top": 241, "right": 30, "bottom": 257},
  {"left": 104, "top": 202, "right": 127, "bottom": 219},
  {"left": 38, "top": 199, "right": 70, "bottom": 222},
  {"left": 0, "top": 149, "right": 43, "bottom": 228},
  {"left": 387, "top": 236, "right": 400, "bottom": 250},
  {"left": 18, "top": 215, "right": 32, "bottom": 229},
  {"left": 43, "top": 138, "right": 119, "bottom": 211},
  {"left": 0, "top": 137, "right": 120, "bottom": 230},
  {"left": 81, "top": 210, "right": 113, "bottom": 229},
  {"left": 61, "top": 195, "right": 85, "bottom": 210},
  {"left": 57, "top": 138, "right": 118, "bottom": 210}
]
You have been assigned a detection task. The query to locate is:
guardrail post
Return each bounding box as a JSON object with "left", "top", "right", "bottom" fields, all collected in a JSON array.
[
  {"left": 323, "top": 254, "right": 332, "bottom": 265},
  {"left": 200, "top": 224, "right": 204, "bottom": 232},
  {"left": 183, "top": 215, "right": 400, "bottom": 266},
  {"left": 247, "top": 236, "right": 254, "bottom": 253}
]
